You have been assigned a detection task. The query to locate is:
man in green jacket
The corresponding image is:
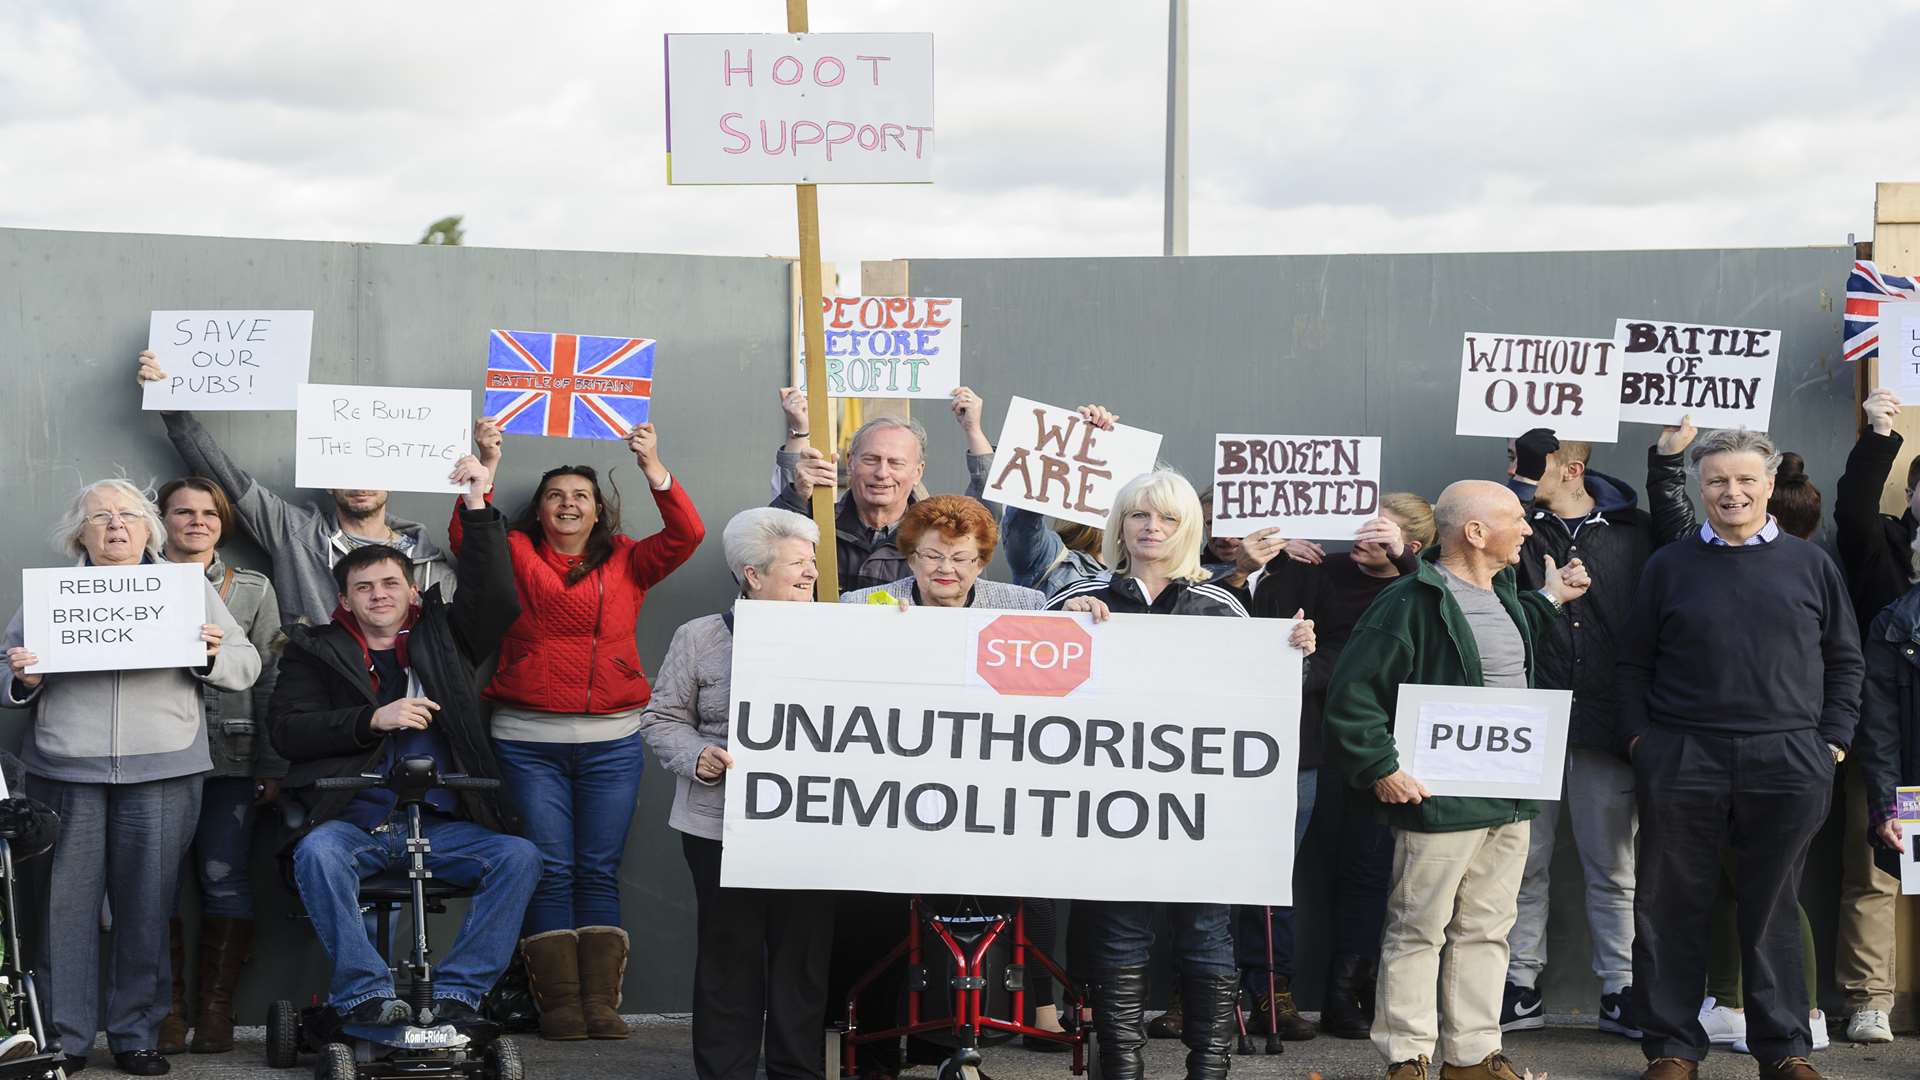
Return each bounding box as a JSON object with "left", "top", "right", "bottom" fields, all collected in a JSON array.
[{"left": 1325, "top": 480, "right": 1589, "bottom": 1080}]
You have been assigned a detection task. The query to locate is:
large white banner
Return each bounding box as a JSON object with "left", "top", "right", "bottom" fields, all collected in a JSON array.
[
  {"left": 1391, "top": 684, "right": 1572, "bottom": 800},
  {"left": 296, "top": 384, "right": 471, "bottom": 494},
  {"left": 723, "top": 601, "right": 1302, "bottom": 904},
  {"left": 664, "top": 33, "right": 935, "bottom": 185},
  {"left": 141, "top": 310, "right": 314, "bottom": 412},
  {"left": 22, "top": 563, "right": 208, "bottom": 674}
]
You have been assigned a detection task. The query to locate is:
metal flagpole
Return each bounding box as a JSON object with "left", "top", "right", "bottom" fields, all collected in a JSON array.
[{"left": 1163, "top": 0, "right": 1189, "bottom": 257}]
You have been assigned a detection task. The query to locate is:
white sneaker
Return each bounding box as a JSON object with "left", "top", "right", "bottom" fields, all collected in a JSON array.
[
  {"left": 0, "top": 1032, "right": 37, "bottom": 1062},
  {"left": 1730, "top": 1010, "right": 1828, "bottom": 1055},
  {"left": 1846, "top": 1008, "right": 1894, "bottom": 1044},
  {"left": 1698, "top": 997, "right": 1747, "bottom": 1047}
]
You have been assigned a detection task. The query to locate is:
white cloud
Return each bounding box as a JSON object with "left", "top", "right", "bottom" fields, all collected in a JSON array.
[{"left": 3, "top": 0, "right": 1919, "bottom": 279}]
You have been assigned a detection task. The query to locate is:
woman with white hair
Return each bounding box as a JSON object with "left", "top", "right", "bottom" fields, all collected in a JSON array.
[
  {"left": 1048, "top": 469, "right": 1315, "bottom": 1080},
  {"left": 636, "top": 507, "right": 831, "bottom": 1080},
  {"left": 2, "top": 479, "right": 260, "bottom": 1076}
]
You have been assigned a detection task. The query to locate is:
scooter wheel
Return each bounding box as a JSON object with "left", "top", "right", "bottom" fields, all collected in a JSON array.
[
  {"left": 483, "top": 1038, "right": 523, "bottom": 1080},
  {"left": 267, "top": 1000, "right": 301, "bottom": 1068},
  {"left": 316, "top": 1042, "right": 356, "bottom": 1080},
  {"left": 1082, "top": 1029, "right": 1102, "bottom": 1080}
]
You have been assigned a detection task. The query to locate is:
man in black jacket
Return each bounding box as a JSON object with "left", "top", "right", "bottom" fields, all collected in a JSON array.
[
  {"left": 1495, "top": 429, "right": 1656, "bottom": 1038},
  {"left": 269, "top": 457, "right": 536, "bottom": 1027}
]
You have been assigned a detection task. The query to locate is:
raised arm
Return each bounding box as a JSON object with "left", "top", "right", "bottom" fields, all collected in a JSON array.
[
  {"left": 620, "top": 423, "right": 706, "bottom": 586},
  {"left": 1647, "top": 416, "right": 1700, "bottom": 545},
  {"left": 446, "top": 457, "right": 522, "bottom": 659},
  {"left": 1835, "top": 391, "right": 1904, "bottom": 585}
]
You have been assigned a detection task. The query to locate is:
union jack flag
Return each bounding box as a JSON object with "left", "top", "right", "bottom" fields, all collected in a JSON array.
[
  {"left": 1844, "top": 260, "right": 1919, "bottom": 363},
  {"left": 484, "top": 330, "right": 654, "bottom": 440}
]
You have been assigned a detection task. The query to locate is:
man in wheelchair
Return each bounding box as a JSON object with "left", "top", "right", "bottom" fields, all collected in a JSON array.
[{"left": 268, "top": 456, "right": 537, "bottom": 1028}]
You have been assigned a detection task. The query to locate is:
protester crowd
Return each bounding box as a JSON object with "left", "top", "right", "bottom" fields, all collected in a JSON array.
[{"left": 0, "top": 351, "right": 1911, "bottom": 1080}]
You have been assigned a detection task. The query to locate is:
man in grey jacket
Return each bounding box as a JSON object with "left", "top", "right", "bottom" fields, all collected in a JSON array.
[{"left": 137, "top": 350, "right": 455, "bottom": 626}]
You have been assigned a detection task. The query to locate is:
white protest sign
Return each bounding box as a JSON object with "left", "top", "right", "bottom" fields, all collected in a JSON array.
[
  {"left": 295, "top": 384, "right": 470, "bottom": 495},
  {"left": 1899, "top": 822, "right": 1920, "bottom": 896},
  {"left": 1616, "top": 319, "right": 1780, "bottom": 429},
  {"left": 665, "top": 33, "right": 935, "bottom": 185},
  {"left": 141, "top": 310, "right": 314, "bottom": 411},
  {"left": 1392, "top": 684, "right": 1572, "bottom": 800},
  {"left": 806, "top": 296, "right": 961, "bottom": 398},
  {"left": 1455, "top": 333, "right": 1622, "bottom": 443},
  {"left": 723, "top": 601, "right": 1302, "bottom": 904},
  {"left": 983, "top": 397, "right": 1163, "bottom": 529},
  {"left": 22, "top": 563, "right": 208, "bottom": 674},
  {"left": 1875, "top": 303, "right": 1920, "bottom": 399},
  {"left": 1210, "top": 435, "right": 1381, "bottom": 541}
]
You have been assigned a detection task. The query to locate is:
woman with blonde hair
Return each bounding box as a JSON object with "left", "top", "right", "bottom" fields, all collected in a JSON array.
[{"left": 1048, "top": 469, "right": 1315, "bottom": 1080}]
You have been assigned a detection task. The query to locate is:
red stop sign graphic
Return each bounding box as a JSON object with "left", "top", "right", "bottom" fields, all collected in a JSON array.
[{"left": 976, "top": 614, "right": 1093, "bottom": 697}]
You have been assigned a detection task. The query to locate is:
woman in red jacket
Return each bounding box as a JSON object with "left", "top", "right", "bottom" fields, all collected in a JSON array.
[{"left": 456, "top": 418, "right": 705, "bottom": 1041}]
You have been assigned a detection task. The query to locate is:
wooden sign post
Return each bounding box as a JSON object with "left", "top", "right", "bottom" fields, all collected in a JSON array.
[{"left": 664, "top": 10, "right": 936, "bottom": 593}]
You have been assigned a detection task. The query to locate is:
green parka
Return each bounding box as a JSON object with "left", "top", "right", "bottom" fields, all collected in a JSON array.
[{"left": 1323, "top": 558, "right": 1560, "bottom": 833}]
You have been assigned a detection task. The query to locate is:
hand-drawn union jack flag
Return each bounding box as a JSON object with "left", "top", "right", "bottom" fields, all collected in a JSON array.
[
  {"left": 485, "top": 330, "right": 655, "bottom": 440},
  {"left": 1845, "top": 260, "right": 1919, "bottom": 363}
]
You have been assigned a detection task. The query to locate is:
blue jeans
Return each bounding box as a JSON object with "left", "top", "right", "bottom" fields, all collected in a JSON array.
[
  {"left": 291, "top": 818, "right": 539, "bottom": 1011},
  {"left": 1087, "top": 902, "right": 1234, "bottom": 976},
  {"left": 493, "top": 733, "right": 647, "bottom": 933},
  {"left": 1236, "top": 768, "right": 1318, "bottom": 980},
  {"left": 187, "top": 776, "right": 258, "bottom": 918}
]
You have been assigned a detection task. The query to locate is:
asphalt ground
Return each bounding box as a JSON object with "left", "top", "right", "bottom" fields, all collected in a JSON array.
[{"left": 66, "top": 1012, "right": 1920, "bottom": 1080}]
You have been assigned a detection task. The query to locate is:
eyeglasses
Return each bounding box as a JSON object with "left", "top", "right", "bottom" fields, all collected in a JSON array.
[
  {"left": 85, "top": 511, "right": 145, "bottom": 528},
  {"left": 912, "top": 550, "right": 980, "bottom": 569}
]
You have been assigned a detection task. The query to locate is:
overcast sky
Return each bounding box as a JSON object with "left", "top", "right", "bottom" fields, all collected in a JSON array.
[{"left": 5, "top": 1, "right": 1918, "bottom": 280}]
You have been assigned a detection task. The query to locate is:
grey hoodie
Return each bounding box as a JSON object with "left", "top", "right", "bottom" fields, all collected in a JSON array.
[
  {"left": 3, "top": 577, "right": 261, "bottom": 784},
  {"left": 161, "top": 411, "right": 454, "bottom": 626}
]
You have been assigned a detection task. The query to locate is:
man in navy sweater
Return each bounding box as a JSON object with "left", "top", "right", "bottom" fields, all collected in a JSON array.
[{"left": 1617, "top": 429, "right": 1863, "bottom": 1080}]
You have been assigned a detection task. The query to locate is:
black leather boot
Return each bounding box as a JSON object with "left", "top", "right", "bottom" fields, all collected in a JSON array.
[
  {"left": 1319, "top": 953, "right": 1371, "bottom": 1039},
  {"left": 1090, "top": 967, "right": 1150, "bottom": 1080},
  {"left": 1180, "top": 972, "right": 1238, "bottom": 1080}
]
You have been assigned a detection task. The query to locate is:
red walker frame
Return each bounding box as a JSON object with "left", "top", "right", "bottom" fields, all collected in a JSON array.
[{"left": 840, "top": 898, "right": 1090, "bottom": 1077}]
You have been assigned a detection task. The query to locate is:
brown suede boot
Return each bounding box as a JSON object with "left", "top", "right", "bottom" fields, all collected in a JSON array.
[
  {"left": 157, "top": 919, "right": 189, "bottom": 1055},
  {"left": 576, "top": 926, "right": 631, "bottom": 1039},
  {"left": 521, "top": 930, "right": 588, "bottom": 1041},
  {"left": 189, "top": 917, "right": 252, "bottom": 1053}
]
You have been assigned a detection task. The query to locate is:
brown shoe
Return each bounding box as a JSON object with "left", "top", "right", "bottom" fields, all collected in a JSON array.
[
  {"left": 520, "top": 930, "right": 588, "bottom": 1040},
  {"left": 189, "top": 917, "right": 253, "bottom": 1053},
  {"left": 1386, "top": 1055, "right": 1430, "bottom": 1080},
  {"left": 157, "top": 919, "right": 189, "bottom": 1056},
  {"left": 576, "top": 926, "right": 631, "bottom": 1039},
  {"left": 1641, "top": 1058, "right": 1699, "bottom": 1080},
  {"left": 1758, "top": 1057, "right": 1821, "bottom": 1080},
  {"left": 1439, "top": 1050, "right": 1528, "bottom": 1080}
]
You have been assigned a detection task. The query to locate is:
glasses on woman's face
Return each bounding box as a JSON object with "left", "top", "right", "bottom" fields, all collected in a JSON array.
[
  {"left": 912, "top": 549, "right": 980, "bottom": 569},
  {"left": 85, "top": 510, "right": 144, "bottom": 529}
]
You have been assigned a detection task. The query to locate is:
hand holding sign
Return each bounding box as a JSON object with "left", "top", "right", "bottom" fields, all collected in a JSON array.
[
  {"left": 448, "top": 455, "right": 491, "bottom": 510},
  {"left": 792, "top": 446, "right": 839, "bottom": 503},
  {"left": 695, "top": 745, "right": 735, "bottom": 783},
  {"left": 5, "top": 648, "right": 41, "bottom": 689},
  {"left": 1879, "top": 818, "right": 1907, "bottom": 854},
  {"left": 1288, "top": 611, "right": 1316, "bottom": 656},
  {"left": 140, "top": 311, "right": 314, "bottom": 412},
  {"left": 1864, "top": 389, "right": 1901, "bottom": 437},
  {"left": 628, "top": 423, "right": 670, "bottom": 488},
  {"left": 1656, "top": 414, "right": 1699, "bottom": 457},
  {"left": 473, "top": 417, "right": 504, "bottom": 472},
  {"left": 201, "top": 623, "right": 224, "bottom": 661},
  {"left": 983, "top": 396, "right": 1163, "bottom": 529}
]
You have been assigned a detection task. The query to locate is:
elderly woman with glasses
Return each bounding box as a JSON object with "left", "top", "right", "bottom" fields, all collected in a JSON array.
[
  {"left": 839, "top": 496, "right": 1069, "bottom": 1065},
  {"left": 2, "top": 479, "right": 260, "bottom": 1076},
  {"left": 637, "top": 507, "right": 828, "bottom": 1080}
]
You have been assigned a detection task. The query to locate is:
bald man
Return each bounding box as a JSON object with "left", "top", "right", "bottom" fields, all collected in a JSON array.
[{"left": 1325, "top": 481, "right": 1590, "bottom": 1080}]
